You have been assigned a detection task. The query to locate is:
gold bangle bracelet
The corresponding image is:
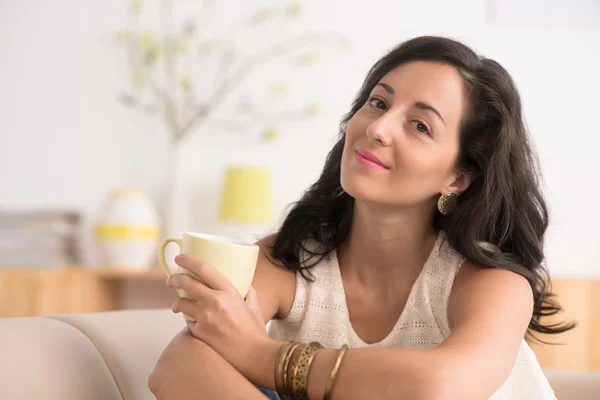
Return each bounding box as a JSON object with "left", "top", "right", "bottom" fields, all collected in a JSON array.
[
  {"left": 275, "top": 342, "right": 296, "bottom": 398},
  {"left": 281, "top": 343, "right": 302, "bottom": 400},
  {"left": 290, "top": 342, "right": 323, "bottom": 400},
  {"left": 323, "top": 344, "right": 349, "bottom": 400},
  {"left": 286, "top": 344, "right": 305, "bottom": 396}
]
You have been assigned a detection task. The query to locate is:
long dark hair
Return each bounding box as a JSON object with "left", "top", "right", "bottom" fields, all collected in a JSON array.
[{"left": 270, "top": 36, "right": 574, "bottom": 339}]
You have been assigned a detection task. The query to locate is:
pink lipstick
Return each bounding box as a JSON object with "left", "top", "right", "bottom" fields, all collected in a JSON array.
[{"left": 356, "top": 149, "right": 389, "bottom": 170}]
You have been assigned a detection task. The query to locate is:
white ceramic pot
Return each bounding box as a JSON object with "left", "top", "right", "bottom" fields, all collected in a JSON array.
[{"left": 95, "top": 188, "right": 160, "bottom": 269}]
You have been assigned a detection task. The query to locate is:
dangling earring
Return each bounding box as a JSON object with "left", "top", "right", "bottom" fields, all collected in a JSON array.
[{"left": 437, "top": 192, "right": 458, "bottom": 215}]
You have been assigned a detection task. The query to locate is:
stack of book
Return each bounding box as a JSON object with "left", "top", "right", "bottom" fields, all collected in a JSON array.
[{"left": 0, "top": 210, "right": 81, "bottom": 267}]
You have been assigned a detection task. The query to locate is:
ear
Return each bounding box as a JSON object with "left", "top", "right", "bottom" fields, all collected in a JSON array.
[{"left": 443, "top": 169, "right": 473, "bottom": 196}]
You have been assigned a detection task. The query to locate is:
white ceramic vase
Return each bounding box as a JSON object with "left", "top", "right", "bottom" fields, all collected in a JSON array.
[{"left": 95, "top": 188, "right": 160, "bottom": 269}]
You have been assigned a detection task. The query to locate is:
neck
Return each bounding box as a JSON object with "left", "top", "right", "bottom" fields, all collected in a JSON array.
[{"left": 338, "top": 201, "right": 438, "bottom": 277}]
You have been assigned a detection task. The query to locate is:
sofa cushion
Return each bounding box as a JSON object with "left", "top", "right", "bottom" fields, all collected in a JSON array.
[
  {"left": 544, "top": 369, "right": 600, "bottom": 400},
  {"left": 0, "top": 317, "right": 123, "bottom": 400},
  {"left": 48, "top": 309, "right": 185, "bottom": 400}
]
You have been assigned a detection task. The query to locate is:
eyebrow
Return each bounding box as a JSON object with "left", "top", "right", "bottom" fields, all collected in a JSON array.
[
  {"left": 414, "top": 101, "right": 446, "bottom": 127},
  {"left": 375, "top": 83, "right": 446, "bottom": 126},
  {"left": 377, "top": 82, "right": 395, "bottom": 95}
]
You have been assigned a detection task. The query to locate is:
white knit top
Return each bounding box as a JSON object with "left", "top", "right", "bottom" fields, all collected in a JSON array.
[{"left": 268, "top": 232, "right": 556, "bottom": 399}]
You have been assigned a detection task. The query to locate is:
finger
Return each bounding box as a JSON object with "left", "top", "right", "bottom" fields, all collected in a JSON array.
[
  {"left": 174, "top": 255, "right": 235, "bottom": 292},
  {"left": 173, "top": 254, "right": 206, "bottom": 279},
  {"left": 171, "top": 297, "right": 198, "bottom": 319},
  {"left": 167, "top": 273, "right": 213, "bottom": 301}
]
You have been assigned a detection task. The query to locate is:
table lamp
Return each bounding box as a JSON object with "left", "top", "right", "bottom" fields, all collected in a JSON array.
[{"left": 218, "top": 166, "right": 273, "bottom": 240}]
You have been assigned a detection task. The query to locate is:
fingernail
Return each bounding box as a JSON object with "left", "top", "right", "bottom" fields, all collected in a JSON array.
[{"left": 165, "top": 277, "right": 171, "bottom": 287}]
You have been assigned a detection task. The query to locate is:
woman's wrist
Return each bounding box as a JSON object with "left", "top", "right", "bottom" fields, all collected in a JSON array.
[
  {"left": 307, "top": 348, "right": 338, "bottom": 400},
  {"left": 249, "top": 338, "right": 284, "bottom": 389}
]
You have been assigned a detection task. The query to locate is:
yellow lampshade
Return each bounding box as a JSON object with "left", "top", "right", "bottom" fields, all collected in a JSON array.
[{"left": 219, "top": 166, "right": 273, "bottom": 224}]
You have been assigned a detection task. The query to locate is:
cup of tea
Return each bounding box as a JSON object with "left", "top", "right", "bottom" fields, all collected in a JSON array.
[{"left": 157, "top": 232, "right": 259, "bottom": 320}]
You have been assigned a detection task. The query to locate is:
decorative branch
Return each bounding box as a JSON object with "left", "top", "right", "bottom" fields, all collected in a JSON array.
[
  {"left": 177, "top": 31, "right": 343, "bottom": 141},
  {"left": 209, "top": 108, "right": 317, "bottom": 130},
  {"left": 114, "top": 0, "right": 350, "bottom": 145},
  {"left": 117, "top": 93, "right": 158, "bottom": 114}
]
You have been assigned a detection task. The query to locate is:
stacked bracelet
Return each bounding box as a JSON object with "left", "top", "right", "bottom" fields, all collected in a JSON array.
[
  {"left": 275, "top": 342, "right": 300, "bottom": 400},
  {"left": 323, "top": 344, "right": 349, "bottom": 400},
  {"left": 274, "top": 342, "right": 349, "bottom": 400},
  {"left": 289, "top": 342, "right": 323, "bottom": 398}
]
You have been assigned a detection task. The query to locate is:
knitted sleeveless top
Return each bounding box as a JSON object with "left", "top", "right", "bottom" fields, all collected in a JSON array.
[{"left": 268, "top": 232, "right": 556, "bottom": 399}]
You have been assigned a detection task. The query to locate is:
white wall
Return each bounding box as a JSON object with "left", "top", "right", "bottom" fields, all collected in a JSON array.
[{"left": 1, "top": 0, "right": 599, "bottom": 277}]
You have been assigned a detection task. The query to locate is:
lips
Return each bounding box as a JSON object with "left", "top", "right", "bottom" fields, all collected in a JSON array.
[{"left": 356, "top": 149, "right": 389, "bottom": 169}]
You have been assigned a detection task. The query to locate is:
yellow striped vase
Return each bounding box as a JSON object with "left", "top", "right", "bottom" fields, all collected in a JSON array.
[{"left": 95, "top": 188, "right": 160, "bottom": 269}]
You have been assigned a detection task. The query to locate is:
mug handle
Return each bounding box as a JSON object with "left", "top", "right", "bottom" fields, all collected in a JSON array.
[
  {"left": 157, "top": 237, "right": 196, "bottom": 322},
  {"left": 158, "top": 237, "right": 182, "bottom": 279}
]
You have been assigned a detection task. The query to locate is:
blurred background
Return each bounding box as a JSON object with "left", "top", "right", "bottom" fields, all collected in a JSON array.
[{"left": 0, "top": 0, "right": 599, "bottom": 372}]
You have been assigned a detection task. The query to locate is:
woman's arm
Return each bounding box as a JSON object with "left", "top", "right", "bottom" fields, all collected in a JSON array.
[
  {"left": 253, "top": 263, "right": 533, "bottom": 400},
  {"left": 149, "top": 328, "right": 269, "bottom": 400},
  {"left": 149, "top": 235, "right": 295, "bottom": 398},
  {"left": 251, "top": 235, "right": 296, "bottom": 323}
]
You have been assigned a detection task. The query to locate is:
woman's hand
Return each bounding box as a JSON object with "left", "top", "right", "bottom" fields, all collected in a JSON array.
[{"left": 166, "top": 254, "right": 276, "bottom": 382}]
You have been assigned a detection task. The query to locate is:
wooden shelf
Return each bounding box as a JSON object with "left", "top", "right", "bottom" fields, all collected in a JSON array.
[
  {"left": 0, "top": 266, "right": 168, "bottom": 280},
  {"left": 92, "top": 267, "right": 167, "bottom": 280},
  {"left": 527, "top": 278, "right": 600, "bottom": 372},
  {"left": 0, "top": 266, "right": 172, "bottom": 319}
]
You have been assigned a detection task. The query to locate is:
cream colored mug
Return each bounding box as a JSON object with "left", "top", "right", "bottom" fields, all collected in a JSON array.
[{"left": 158, "top": 232, "right": 259, "bottom": 321}]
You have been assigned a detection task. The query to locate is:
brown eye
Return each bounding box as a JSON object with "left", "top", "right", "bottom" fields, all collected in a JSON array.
[
  {"left": 367, "top": 97, "right": 387, "bottom": 110},
  {"left": 410, "top": 120, "right": 431, "bottom": 135}
]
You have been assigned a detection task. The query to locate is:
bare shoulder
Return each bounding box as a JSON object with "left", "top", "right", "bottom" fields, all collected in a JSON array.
[
  {"left": 448, "top": 261, "right": 534, "bottom": 330},
  {"left": 253, "top": 234, "right": 296, "bottom": 321},
  {"left": 438, "top": 262, "right": 536, "bottom": 398},
  {"left": 453, "top": 261, "right": 533, "bottom": 295}
]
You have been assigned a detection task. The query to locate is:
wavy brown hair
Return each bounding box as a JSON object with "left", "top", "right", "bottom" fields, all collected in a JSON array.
[{"left": 270, "top": 36, "right": 574, "bottom": 340}]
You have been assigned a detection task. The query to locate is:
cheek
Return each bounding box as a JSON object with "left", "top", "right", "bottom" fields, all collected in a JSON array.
[
  {"left": 341, "top": 118, "right": 364, "bottom": 158},
  {"left": 393, "top": 146, "right": 455, "bottom": 186},
  {"left": 346, "top": 110, "right": 373, "bottom": 139},
  {"left": 341, "top": 137, "right": 354, "bottom": 167},
  {"left": 345, "top": 117, "right": 361, "bottom": 141}
]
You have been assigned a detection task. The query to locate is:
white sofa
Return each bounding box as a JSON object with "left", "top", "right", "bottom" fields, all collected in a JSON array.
[{"left": 0, "top": 309, "right": 598, "bottom": 399}]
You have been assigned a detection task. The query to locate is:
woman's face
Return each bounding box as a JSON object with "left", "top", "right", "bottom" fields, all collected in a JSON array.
[{"left": 340, "top": 61, "right": 469, "bottom": 210}]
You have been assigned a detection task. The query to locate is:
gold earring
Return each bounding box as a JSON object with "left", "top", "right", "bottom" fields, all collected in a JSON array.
[{"left": 437, "top": 192, "right": 458, "bottom": 215}]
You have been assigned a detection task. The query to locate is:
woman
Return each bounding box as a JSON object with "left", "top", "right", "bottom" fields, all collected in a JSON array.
[{"left": 149, "top": 36, "right": 573, "bottom": 400}]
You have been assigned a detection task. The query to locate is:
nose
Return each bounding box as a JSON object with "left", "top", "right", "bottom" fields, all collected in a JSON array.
[{"left": 366, "top": 113, "right": 394, "bottom": 146}]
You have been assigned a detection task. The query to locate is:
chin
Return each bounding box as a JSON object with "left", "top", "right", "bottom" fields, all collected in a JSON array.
[
  {"left": 340, "top": 150, "right": 392, "bottom": 203},
  {"left": 340, "top": 173, "right": 387, "bottom": 204}
]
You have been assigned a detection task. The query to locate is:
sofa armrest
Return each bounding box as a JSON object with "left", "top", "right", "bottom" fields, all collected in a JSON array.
[
  {"left": 0, "top": 317, "right": 123, "bottom": 400},
  {"left": 48, "top": 309, "right": 185, "bottom": 400}
]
